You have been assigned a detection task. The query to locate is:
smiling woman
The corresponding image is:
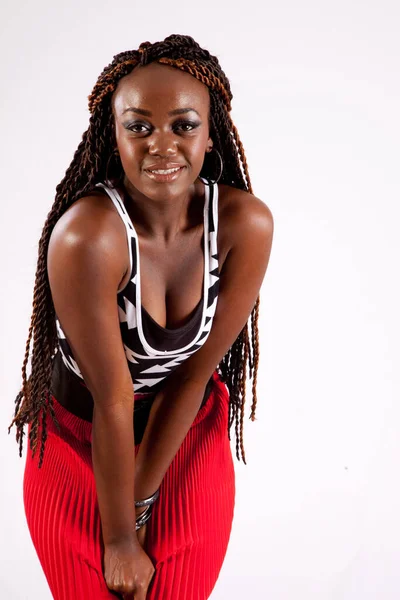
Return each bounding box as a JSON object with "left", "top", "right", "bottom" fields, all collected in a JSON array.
[
  {"left": 9, "top": 33, "right": 273, "bottom": 600},
  {"left": 112, "top": 62, "right": 215, "bottom": 201}
]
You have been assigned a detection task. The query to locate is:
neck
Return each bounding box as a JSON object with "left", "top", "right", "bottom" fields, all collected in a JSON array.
[{"left": 117, "top": 176, "right": 205, "bottom": 243}]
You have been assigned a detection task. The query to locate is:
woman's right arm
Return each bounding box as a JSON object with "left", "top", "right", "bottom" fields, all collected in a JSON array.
[{"left": 47, "top": 197, "right": 155, "bottom": 595}]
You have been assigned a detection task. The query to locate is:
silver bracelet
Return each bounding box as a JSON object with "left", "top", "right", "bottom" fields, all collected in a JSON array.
[
  {"left": 134, "top": 488, "right": 160, "bottom": 530},
  {"left": 134, "top": 488, "right": 160, "bottom": 508},
  {"left": 135, "top": 505, "right": 153, "bottom": 530}
]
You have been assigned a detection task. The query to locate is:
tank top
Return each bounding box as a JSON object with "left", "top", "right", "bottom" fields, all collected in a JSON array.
[{"left": 55, "top": 176, "right": 220, "bottom": 398}]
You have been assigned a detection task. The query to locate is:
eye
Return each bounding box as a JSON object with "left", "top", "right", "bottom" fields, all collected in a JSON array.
[
  {"left": 125, "top": 119, "right": 200, "bottom": 134},
  {"left": 174, "top": 120, "right": 199, "bottom": 132},
  {"left": 128, "top": 123, "right": 149, "bottom": 133}
]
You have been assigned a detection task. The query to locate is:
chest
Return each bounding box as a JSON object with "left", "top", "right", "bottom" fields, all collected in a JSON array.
[
  {"left": 139, "top": 229, "right": 206, "bottom": 328},
  {"left": 119, "top": 186, "right": 231, "bottom": 331}
]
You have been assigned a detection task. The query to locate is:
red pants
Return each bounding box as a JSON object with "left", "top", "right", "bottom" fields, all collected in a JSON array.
[{"left": 23, "top": 371, "right": 235, "bottom": 599}]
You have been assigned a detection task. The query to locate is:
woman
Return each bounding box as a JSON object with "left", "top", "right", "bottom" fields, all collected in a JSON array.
[{"left": 9, "top": 34, "right": 274, "bottom": 599}]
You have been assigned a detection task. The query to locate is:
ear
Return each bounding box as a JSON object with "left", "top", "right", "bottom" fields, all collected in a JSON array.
[{"left": 206, "top": 137, "right": 213, "bottom": 152}]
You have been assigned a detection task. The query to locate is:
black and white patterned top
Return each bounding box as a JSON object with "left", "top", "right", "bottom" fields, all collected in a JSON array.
[{"left": 55, "top": 177, "right": 220, "bottom": 396}]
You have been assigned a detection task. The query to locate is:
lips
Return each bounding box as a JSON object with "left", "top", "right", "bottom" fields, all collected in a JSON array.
[
  {"left": 144, "top": 163, "right": 186, "bottom": 171},
  {"left": 144, "top": 166, "right": 186, "bottom": 183}
]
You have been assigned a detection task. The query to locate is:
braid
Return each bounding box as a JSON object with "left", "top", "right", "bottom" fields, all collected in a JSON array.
[{"left": 8, "top": 33, "right": 261, "bottom": 467}]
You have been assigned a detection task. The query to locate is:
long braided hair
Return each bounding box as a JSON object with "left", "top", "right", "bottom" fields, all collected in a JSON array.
[{"left": 8, "top": 33, "right": 261, "bottom": 469}]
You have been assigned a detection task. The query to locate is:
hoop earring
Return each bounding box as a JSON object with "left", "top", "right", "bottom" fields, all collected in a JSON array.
[
  {"left": 105, "top": 148, "right": 123, "bottom": 185},
  {"left": 202, "top": 147, "right": 223, "bottom": 185}
]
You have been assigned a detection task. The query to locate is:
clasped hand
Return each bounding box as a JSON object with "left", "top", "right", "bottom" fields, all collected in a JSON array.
[{"left": 103, "top": 512, "right": 154, "bottom": 600}]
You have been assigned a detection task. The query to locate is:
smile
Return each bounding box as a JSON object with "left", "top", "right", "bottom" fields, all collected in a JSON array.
[{"left": 144, "top": 166, "right": 185, "bottom": 182}]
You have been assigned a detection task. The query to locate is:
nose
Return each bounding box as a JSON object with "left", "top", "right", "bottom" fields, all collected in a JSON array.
[{"left": 147, "top": 131, "right": 178, "bottom": 157}]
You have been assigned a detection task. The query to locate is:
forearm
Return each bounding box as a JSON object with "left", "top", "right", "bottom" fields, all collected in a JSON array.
[
  {"left": 134, "top": 378, "right": 206, "bottom": 500},
  {"left": 92, "top": 401, "right": 138, "bottom": 546}
]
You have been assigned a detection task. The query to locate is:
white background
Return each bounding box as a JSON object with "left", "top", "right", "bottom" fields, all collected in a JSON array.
[{"left": 1, "top": 0, "right": 399, "bottom": 598}]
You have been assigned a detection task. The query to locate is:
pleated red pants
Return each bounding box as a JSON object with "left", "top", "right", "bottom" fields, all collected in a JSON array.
[{"left": 23, "top": 371, "right": 236, "bottom": 599}]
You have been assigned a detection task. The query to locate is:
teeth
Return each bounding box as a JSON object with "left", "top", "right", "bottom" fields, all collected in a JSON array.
[{"left": 148, "top": 167, "right": 181, "bottom": 174}]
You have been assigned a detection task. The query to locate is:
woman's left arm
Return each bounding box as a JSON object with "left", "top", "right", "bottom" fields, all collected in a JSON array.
[{"left": 134, "top": 195, "right": 274, "bottom": 501}]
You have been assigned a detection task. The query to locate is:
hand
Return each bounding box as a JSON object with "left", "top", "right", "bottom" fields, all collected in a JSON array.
[{"left": 103, "top": 537, "right": 155, "bottom": 600}]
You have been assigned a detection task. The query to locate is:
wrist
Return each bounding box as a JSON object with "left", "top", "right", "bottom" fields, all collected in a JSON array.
[{"left": 104, "top": 534, "right": 140, "bottom": 550}]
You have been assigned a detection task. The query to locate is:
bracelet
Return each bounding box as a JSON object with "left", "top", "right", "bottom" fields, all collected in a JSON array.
[
  {"left": 135, "top": 504, "right": 153, "bottom": 531},
  {"left": 134, "top": 488, "right": 160, "bottom": 530},
  {"left": 134, "top": 487, "right": 160, "bottom": 508}
]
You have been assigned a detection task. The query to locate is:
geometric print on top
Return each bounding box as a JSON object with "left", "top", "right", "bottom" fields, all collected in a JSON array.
[{"left": 55, "top": 176, "right": 220, "bottom": 394}]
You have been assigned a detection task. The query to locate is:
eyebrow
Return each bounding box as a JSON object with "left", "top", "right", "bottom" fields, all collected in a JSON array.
[{"left": 121, "top": 107, "right": 200, "bottom": 118}]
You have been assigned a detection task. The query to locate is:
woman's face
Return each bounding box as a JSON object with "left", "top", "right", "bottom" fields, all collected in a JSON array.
[{"left": 111, "top": 62, "right": 212, "bottom": 200}]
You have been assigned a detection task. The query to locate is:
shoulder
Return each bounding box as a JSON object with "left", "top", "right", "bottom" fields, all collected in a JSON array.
[
  {"left": 50, "top": 191, "right": 127, "bottom": 254},
  {"left": 48, "top": 191, "right": 129, "bottom": 284},
  {"left": 217, "top": 182, "right": 274, "bottom": 255},
  {"left": 51, "top": 191, "right": 124, "bottom": 239}
]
